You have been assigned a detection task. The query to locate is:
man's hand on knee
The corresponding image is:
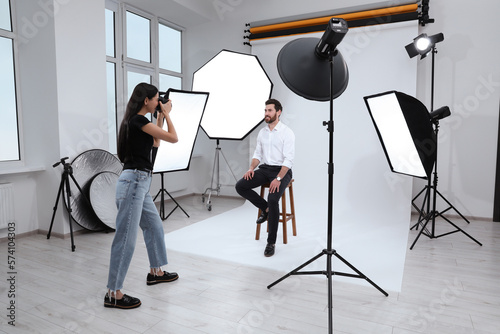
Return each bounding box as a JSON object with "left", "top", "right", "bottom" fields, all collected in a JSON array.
[
  {"left": 269, "top": 179, "right": 281, "bottom": 193},
  {"left": 243, "top": 169, "right": 254, "bottom": 180}
]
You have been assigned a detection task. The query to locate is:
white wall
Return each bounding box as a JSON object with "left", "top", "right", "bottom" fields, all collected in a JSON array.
[
  {"left": 0, "top": 0, "right": 61, "bottom": 238},
  {"left": 0, "top": 0, "right": 109, "bottom": 236}
]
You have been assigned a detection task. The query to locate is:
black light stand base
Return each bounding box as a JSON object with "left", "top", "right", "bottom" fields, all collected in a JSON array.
[
  {"left": 410, "top": 117, "right": 481, "bottom": 250},
  {"left": 268, "top": 248, "right": 388, "bottom": 334},
  {"left": 268, "top": 248, "right": 389, "bottom": 294},
  {"left": 410, "top": 185, "right": 482, "bottom": 250},
  {"left": 153, "top": 172, "right": 189, "bottom": 221}
]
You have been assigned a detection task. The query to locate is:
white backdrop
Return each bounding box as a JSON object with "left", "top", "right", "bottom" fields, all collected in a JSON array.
[
  {"left": 250, "top": 21, "right": 419, "bottom": 290},
  {"left": 166, "top": 21, "right": 419, "bottom": 292}
]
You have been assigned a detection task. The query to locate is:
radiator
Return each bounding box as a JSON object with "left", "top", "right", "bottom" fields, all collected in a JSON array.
[{"left": 0, "top": 183, "right": 15, "bottom": 229}]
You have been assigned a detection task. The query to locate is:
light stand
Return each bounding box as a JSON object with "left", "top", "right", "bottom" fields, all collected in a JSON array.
[
  {"left": 410, "top": 110, "right": 482, "bottom": 249},
  {"left": 202, "top": 139, "right": 238, "bottom": 211},
  {"left": 406, "top": 35, "right": 482, "bottom": 249},
  {"left": 270, "top": 19, "right": 387, "bottom": 333},
  {"left": 47, "top": 157, "right": 85, "bottom": 252},
  {"left": 153, "top": 172, "right": 189, "bottom": 220}
]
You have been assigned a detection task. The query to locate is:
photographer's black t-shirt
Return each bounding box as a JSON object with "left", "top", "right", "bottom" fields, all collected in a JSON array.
[{"left": 123, "top": 114, "right": 154, "bottom": 171}]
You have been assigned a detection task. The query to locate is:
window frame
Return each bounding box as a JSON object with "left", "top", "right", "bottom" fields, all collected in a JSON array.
[
  {"left": 105, "top": 0, "right": 184, "bottom": 154},
  {"left": 0, "top": 0, "right": 24, "bottom": 167}
]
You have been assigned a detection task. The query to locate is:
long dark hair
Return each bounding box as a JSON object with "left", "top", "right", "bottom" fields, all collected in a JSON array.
[{"left": 117, "top": 82, "right": 158, "bottom": 163}]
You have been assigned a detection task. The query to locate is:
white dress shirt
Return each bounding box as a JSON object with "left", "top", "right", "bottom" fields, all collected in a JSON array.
[{"left": 252, "top": 121, "right": 295, "bottom": 169}]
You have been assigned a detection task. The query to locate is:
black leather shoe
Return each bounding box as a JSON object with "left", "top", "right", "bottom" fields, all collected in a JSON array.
[
  {"left": 147, "top": 271, "right": 179, "bottom": 285},
  {"left": 104, "top": 293, "right": 141, "bottom": 309},
  {"left": 264, "top": 243, "right": 275, "bottom": 257},
  {"left": 256, "top": 210, "right": 268, "bottom": 224}
]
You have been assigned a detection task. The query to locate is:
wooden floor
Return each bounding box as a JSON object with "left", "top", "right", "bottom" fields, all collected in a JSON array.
[{"left": 1, "top": 195, "right": 499, "bottom": 333}]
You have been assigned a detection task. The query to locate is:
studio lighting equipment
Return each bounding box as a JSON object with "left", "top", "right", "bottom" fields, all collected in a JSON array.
[
  {"left": 429, "top": 105, "right": 450, "bottom": 121},
  {"left": 152, "top": 89, "right": 209, "bottom": 220},
  {"left": 277, "top": 19, "right": 349, "bottom": 101},
  {"left": 153, "top": 89, "right": 208, "bottom": 173},
  {"left": 364, "top": 91, "right": 436, "bottom": 179},
  {"left": 192, "top": 50, "right": 272, "bottom": 210},
  {"left": 409, "top": 104, "right": 481, "bottom": 249},
  {"left": 267, "top": 18, "right": 387, "bottom": 334},
  {"left": 364, "top": 92, "right": 481, "bottom": 249},
  {"left": 402, "top": 31, "right": 481, "bottom": 249},
  {"left": 405, "top": 32, "right": 444, "bottom": 59},
  {"left": 48, "top": 150, "right": 123, "bottom": 251}
]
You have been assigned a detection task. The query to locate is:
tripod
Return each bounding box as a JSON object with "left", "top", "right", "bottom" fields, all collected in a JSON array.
[
  {"left": 47, "top": 157, "right": 86, "bottom": 252},
  {"left": 410, "top": 119, "right": 482, "bottom": 249},
  {"left": 267, "top": 51, "right": 388, "bottom": 334},
  {"left": 153, "top": 172, "right": 189, "bottom": 220},
  {"left": 202, "top": 139, "right": 238, "bottom": 211}
]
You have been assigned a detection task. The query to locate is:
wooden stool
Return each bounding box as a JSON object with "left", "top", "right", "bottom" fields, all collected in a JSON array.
[{"left": 256, "top": 179, "right": 296, "bottom": 244}]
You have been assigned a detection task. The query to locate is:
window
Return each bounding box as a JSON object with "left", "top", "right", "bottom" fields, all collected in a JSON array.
[
  {"left": 105, "top": 1, "right": 183, "bottom": 154},
  {"left": 126, "top": 11, "right": 151, "bottom": 63},
  {"left": 0, "top": 0, "right": 20, "bottom": 162}
]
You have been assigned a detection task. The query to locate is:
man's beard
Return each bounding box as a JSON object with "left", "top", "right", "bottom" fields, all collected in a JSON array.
[{"left": 265, "top": 115, "right": 276, "bottom": 123}]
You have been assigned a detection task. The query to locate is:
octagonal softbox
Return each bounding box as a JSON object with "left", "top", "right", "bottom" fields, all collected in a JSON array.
[{"left": 192, "top": 50, "right": 273, "bottom": 140}]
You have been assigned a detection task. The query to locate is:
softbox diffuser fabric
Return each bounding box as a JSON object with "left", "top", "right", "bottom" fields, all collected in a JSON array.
[
  {"left": 153, "top": 89, "right": 208, "bottom": 173},
  {"left": 192, "top": 49, "right": 273, "bottom": 140},
  {"left": 364, "top": 90, "right": 436, "bottom": 179}
]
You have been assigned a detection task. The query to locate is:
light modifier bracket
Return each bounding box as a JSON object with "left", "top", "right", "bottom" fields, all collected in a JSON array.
[{"left": 405, "top": 32, "right": 444, "bottom": 59}]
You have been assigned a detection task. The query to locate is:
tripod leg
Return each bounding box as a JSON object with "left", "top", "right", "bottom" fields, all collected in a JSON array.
[
  {"left": 411, "top": 185, "right": 427, "bottom": 216},
  {"left": 64, "top": 174, "right": 76, "bottom": 252},
  {"left": 435, "top": 212, "right": 482, "bottom": 246},
  {"left": 333, "top": 250, "right": 388, "bottom": 296},
  {"left": 435, "top": 189, "right": 472, "bottom": 224},
  {"left": 410, "top": 212, "right": 433, "bottom": 250},
  {"left": 267, "top": 251, "right": 326, "bottom": 289},
  {"left": 411, "top": 186, "right": 430, "bottom": 230},
  {"left": 219, "top": 148, "right": 238, "bottom": 182},
  {"left": 47, "top": 176, "right": 66, "bottom": 239},
  {"left": 165, "top": 190, "right": 190, "bottom": 219}
]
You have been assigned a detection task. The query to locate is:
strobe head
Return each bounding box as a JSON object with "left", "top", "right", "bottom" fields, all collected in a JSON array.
[{"left": 315, "top": 18, "right": 349, "bottom": 59}]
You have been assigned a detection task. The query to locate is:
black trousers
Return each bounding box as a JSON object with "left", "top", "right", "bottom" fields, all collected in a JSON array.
[{"left": 235, "top": 165, "right": 292, "bottom": 244}]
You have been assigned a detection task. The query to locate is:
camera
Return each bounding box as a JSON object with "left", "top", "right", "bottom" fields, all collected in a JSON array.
[
  {"left": 154, "top": 91, "right": 170, "bottom": 118},
  {"left": 156, "top": 91, "right": 169, "bottom": 111},
  {"left": 158, "top": 91, "right": 169, "bottom": 104}
]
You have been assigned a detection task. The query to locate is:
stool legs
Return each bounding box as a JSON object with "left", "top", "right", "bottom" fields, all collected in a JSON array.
[{"left": 255, "top": 181, "right": 296, "bottom": 244}]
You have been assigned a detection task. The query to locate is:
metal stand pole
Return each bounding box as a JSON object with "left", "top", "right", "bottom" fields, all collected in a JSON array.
[
  {"left": 202, "top": 139, "right": 238, "bottom": 211},
  {"left": 267, "top": 51, "right": 388, "bottom": 334}
]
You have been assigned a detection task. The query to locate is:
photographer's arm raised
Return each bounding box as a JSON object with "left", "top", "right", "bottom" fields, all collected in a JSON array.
[{"left": 142, "top": 101, "right": 178, "bottom": 146}]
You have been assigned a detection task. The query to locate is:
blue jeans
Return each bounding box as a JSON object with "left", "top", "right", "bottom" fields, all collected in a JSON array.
[{"left": 107, "top": 169, "right": 168, "bottom": 291}]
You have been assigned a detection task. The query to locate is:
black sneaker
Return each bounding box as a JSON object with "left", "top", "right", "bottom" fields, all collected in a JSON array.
[
  {"left": 264, "top": 243, "right": 275, "bottom": 257},
  {"left": 104, "top": 293, "right": 141, "bottom": 309},
  {"left": 256, "top": 210, "right": 268, "bottom": 224},
  {"left": 147, "top": 271, "right": 179, "bottom": 285}
]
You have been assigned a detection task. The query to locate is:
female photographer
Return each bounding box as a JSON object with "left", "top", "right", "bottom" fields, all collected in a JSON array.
[{"left": 105, "top": 82, "right": 178, "bottom": 309}]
